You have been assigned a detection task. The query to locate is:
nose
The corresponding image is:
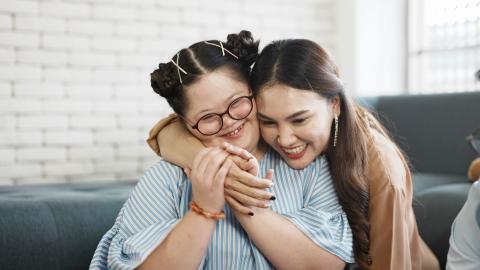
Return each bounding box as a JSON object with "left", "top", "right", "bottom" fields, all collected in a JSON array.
[
  {"left": 222, "top": 113, "right": 237, "bottom": 129},
  {"left": 277, "top": 125, "right": 297, "bottom": 147}
]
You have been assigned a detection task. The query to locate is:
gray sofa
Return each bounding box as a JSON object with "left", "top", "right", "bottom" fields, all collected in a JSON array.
[{"left": 1, "top": 91, "right": 479, "bottom": 270}]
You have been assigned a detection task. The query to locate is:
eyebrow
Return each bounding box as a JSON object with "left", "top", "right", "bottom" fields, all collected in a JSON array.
[
  {"left": 193, "top": 91, "right": 243, "bottom": 119},
  {"left": 258, "top": 110, "right": 310, "bottom": 121}
]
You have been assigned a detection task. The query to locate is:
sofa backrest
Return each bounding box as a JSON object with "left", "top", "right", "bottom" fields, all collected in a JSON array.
[{"left": 362, "top": 92, "right": 480, "bottom": 176}]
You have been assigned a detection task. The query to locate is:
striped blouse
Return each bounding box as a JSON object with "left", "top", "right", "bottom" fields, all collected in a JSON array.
[{"left": 89, "top": 147, "right": 354, "bottom": 270}]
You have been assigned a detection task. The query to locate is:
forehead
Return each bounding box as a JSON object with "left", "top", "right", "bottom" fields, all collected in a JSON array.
[
  {"left": 184, "top": 69, "right": 249, "bottom": 117},
  {"left": 256, "top": 84, "right": 326, "bottom": 115}
]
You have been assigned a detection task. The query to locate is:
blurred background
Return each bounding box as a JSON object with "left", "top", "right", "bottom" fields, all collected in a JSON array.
[{"left": 0, "top": 0, "right": 479, "bottom": 185}]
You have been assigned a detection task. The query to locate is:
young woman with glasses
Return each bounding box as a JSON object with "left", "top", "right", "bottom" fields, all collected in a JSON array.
[{"left": 89, "top": 31, "right": 354, "bottom": 270}]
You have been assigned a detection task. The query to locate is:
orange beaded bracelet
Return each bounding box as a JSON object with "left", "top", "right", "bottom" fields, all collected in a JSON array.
[{"left": 189, "top": 201, "right": 225, "bottom": 220}]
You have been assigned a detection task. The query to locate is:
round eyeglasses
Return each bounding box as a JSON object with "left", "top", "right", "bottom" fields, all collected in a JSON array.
[
  {"left": 186, "top": 95, "right": 254, "bottom": 136},
  {"left": 467, "top": 128, "right": 480, "bottom": 155}
]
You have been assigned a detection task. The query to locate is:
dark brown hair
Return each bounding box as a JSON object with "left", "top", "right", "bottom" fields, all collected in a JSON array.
[
  {"left": 150, "top": 30, "right": 259, "bottom": 116},
  {"left": 251, "top": 39, "right": 376, "bottom": 267}
]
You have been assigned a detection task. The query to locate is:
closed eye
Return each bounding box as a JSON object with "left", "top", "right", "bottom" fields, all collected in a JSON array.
[
  {"left": 259, "top": 119, "right": 276, "bottom": 126},
  {"left": 292, "top": 118, "right": 307, "bottom": 124}
]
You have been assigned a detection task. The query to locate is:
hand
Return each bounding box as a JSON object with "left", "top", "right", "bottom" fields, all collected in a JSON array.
[
  {"left": 221, "top": 142, "right": 275, "bottom": 215},
  {"left": 222, "top": 142, "right": 259, "bottom": 176},
  {"left": 184, "top": 147, "right": 232, "bottom": 213},
  {"left": 225, "top": 169, "right": 275, "bottom": 215}
]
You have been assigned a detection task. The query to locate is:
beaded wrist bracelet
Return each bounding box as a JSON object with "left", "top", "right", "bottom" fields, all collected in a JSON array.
[{"left": 189, "top": 201, "right": 225, "bottom": 220}]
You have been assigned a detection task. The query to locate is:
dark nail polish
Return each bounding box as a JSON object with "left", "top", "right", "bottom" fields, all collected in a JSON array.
[
  {"left": 248, "top": 212, "right": 254, "bottom": 216},
  {"left": 270, "top": 196, "right": 276, "bottom": 201}
]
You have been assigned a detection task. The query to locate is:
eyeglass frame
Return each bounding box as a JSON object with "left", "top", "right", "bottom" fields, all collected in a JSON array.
[
  {"left": 466, "top": 128, "right": 480, "bottom": 155},
  {"left": 181, "top": 95, "right": 255, "bottom": 136}
]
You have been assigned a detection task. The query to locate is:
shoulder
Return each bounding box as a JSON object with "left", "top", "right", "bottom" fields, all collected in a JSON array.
[
  {"left": 301, "top": 155, "right": 334, "bottom": 190},
  {"left": 367, "top": 129, "right": 409, "bottom": 196},
  {"left": 137, "top": 160, "right": 186, "bottom": 190},
  {"left": 126, "top": 160, "right": 186, "bottom": 211}
]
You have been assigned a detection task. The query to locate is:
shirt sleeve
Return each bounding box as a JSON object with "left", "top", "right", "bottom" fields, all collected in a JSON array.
[
  {"left": 89, "top": 162, "right": 184, "bottom": 270},
  {"left": 281, "top": 157, "right": 355, "bottom": 263},
  {"left": 446, "top": 181, "right": 480, "bottom": 270}
]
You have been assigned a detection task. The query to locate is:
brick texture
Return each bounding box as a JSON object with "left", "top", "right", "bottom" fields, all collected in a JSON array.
[{"left": 0, "top": 0, "right": 335, "bottom": 185}]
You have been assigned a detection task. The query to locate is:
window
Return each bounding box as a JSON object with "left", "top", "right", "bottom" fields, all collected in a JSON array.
[{"left": 408, "top": 0, "right": 480, "bottom": 93}]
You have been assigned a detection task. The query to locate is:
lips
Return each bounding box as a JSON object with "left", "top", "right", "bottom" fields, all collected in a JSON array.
[{"left": 282, "top": 144, "right": 307, "bottom": 159}]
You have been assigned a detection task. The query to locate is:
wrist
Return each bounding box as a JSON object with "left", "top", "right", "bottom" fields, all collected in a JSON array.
[{"left": 190, "top": 201, "right": 225, "bottom": 220}]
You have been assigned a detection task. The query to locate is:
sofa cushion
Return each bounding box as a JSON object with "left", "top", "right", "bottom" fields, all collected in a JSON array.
[
  {"left": 0, "top": 181, "right": 135, "bottom": 270},
  {"left": 412, "top": 173, "right": 469, "bottom": 195}
]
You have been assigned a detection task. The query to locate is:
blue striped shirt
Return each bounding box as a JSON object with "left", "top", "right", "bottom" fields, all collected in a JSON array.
[{"left": 89, "top": 148, "right": 354, "bottom": 269}]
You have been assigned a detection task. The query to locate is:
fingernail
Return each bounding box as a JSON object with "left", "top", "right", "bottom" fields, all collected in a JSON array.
[
  {"left": 270, "top": 195, "right": 276, "bottom": 201},
  {"left": 264, "top": 202, "right": 270, "bottom": 207},
  {"left": 248, "top": 212, "right": 254, "bottom": 216},
  {"left": 269, "top": 181, "right": 274, "bottom": 187}
]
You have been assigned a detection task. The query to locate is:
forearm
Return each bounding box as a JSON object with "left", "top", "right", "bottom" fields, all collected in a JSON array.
[
  {"left": 236, "top": 209, "right": 345, "bottom": 270},
  {"left": 137, "top": 211, "right": 216, "bottom": 270},
  {"left": 158, "top": 120, "right": 204, "bottom": 169}
]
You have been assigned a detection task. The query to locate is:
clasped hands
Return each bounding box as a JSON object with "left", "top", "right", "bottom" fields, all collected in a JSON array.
[{"left": 184, "top": 142, "right": 275, "bottom": 216}]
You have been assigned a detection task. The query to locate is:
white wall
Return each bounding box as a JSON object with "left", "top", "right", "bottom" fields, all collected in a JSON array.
[
  {"left": 335, "top": 0, "right": 407, "bottom": 97},
  {"left": 0, "top": 0, "right": 337, "bottom": 185}
]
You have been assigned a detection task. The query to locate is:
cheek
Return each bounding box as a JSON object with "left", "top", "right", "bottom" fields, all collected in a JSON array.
[
  {"left": 186, "top": 126, "right": 215, "bottom": 146},
  {"left": 260, "top": 126, "right": 277, "bottom": 144},
  {"left": 306, "top": 121, "right": 332, "bottom": 141}
]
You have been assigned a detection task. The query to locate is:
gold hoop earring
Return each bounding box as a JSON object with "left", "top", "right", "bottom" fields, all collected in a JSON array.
[{"left": 333, "top": 113, "right": 339, "bottom": 147}]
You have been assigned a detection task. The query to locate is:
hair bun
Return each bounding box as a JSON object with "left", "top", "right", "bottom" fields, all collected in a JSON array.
[
  {"left": 226, "top": 30, "right": 259, "bottom": 66},
  {"left": 150, "top": 62, "right": 180, "bottom": 98}
]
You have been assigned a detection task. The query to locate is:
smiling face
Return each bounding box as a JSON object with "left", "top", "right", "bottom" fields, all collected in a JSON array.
[
  {"left": 182, "top": 68, "right": 259, "bottom": 153},
  {"left": 256, "top": 83, "right": 340, "bottom": 169}
]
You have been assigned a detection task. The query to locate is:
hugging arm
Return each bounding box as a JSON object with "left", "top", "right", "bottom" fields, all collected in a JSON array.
[
  {"left": 147, "top": 114, "right": 203, "bottom": 169},
  {"left": 224, "top": 144, "right": 353, "bottom": 270},
  {"left": 147, "top": 114, "right": 274, "bottom": 214},
  {"left": 236, "top": 174, "right": 350, "bottom": 269}
]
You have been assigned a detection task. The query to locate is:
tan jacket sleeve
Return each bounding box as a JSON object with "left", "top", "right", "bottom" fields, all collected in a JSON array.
[
  {"left": 368, "top": 172, "right": 412, "bottom": 270},
  {"left": 366, "top": 130, "right": 438, "bottom": 270},
  {"left": 146, "top": 113, "right": 179, "bottom": 156},
  {"left": 146, "top": 113, "right": 206, "bottom": 169}
]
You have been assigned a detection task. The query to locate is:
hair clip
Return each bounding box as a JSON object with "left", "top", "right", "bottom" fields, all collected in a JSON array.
[
  {"left": 204, "top": 41, "right": 239, "bottom": 59},
  {"left": 170, "top": 52, "right": 188, "bottom": 83}
]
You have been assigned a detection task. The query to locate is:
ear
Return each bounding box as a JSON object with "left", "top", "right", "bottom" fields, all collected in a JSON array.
[{"left": 331, "top": 95, "right": 341, "bottom": 116}]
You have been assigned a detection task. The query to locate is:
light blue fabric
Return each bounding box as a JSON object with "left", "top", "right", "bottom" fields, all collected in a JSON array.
[
  {"left": 89, "top": 148, "right": 354, "bottom": 270},
  {"left": 446, "top": 181, "right": 480, "bottom": 270}
]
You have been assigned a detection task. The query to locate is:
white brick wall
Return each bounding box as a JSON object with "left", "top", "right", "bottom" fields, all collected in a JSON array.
[{"left": 0, "top": 0, "right": 336, "bottom": 186}]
